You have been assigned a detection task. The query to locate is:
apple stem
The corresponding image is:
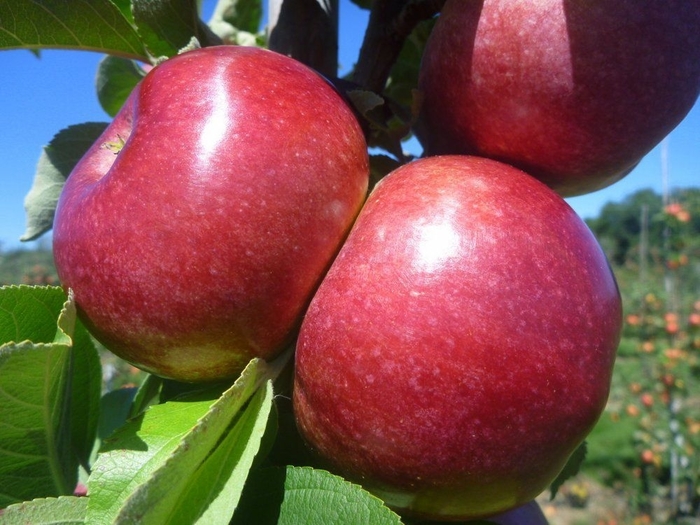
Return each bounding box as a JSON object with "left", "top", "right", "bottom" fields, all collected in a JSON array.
[
  {"left": 268, "top": 0, "right": 339, "bottom": 78},
  {"left": 352, "top": 0, "right": 445, "bottom": 93}
]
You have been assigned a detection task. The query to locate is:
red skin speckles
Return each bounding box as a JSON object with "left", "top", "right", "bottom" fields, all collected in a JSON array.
[
  {"left": 53, "top": 46, "right": 369, "bottom": 382},
  {"left": 293, "top": 156, "right": 621, "bottom": 520},
  {"left": 418, "top": 0, "right": 700, "bottom": 197}
]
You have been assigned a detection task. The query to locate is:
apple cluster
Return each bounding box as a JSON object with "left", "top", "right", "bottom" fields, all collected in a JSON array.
[
  {"left": 52, "top": 1, "right": 700, "bottom": 521},
  {"left": 293, "top": 2, "right": 698, "bottom": 520}
]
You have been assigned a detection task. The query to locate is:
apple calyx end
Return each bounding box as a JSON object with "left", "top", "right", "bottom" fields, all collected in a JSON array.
[{"left": 101, "top": 134, "right": 127, "bottom": 155}]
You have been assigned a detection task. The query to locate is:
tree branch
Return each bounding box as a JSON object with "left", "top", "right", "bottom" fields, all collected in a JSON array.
[
  {"left": 268, "top": 0, "right": 339, "bottom": 77},
  {"left": 352, "top": 0, "right": 446, "bottom": 93}
]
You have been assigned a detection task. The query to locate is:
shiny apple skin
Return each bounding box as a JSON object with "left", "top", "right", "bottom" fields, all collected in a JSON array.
[
  {"left": 293, "top": 156, "right": 621, "bottom": 520},
  {"left": 53, "top": 46, "right": 369, "bottom": 382},
  {"left": 418, "top": 0, "right": 700, "bottom": 197}
]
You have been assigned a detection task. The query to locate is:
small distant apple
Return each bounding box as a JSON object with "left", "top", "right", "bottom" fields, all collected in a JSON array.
[
  {"left": 293, "top": 156, "right": 621, "bottom": 519},
  {"left": 53, "top": 46, "right": 369, "bottom": 382},
  {"left": 418, "top": 0, "right": 700, "bottom": 197}
]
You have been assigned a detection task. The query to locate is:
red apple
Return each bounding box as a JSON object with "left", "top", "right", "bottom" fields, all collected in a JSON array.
[
  {"left": 53, "top": 46, "right": 368, "bottom": 382},
  {"left": 417, "top": 0, "right": 700, "bottom": 197},
  {"left": 293, "top": 156, "right": 621, "bottom": 520}
]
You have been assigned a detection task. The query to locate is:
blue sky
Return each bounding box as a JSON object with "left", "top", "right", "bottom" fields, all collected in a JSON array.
[{"left": 0, "top": 1, "right": 698, "bottom": 251}]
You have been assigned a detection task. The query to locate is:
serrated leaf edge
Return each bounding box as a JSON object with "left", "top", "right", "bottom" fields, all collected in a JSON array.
[
  {"left": 0, "top": 285, "right": 67, "bottom": 350},
  {"left": 271, "top": 465, "right": 404, "bottom": 524},
  {"left": 0, "top": 494, "right": 88, "bottom": 523}
]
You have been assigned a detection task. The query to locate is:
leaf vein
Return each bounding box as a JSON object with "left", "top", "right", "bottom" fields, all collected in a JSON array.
[
  {"left": 0, "top": 385, "right": 44, "bottom": 409},
  {"left": 30, "top": 0, "right": 82, "bottom": 46}
]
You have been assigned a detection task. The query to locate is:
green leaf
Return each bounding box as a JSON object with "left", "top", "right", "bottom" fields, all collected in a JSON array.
[
  {"left": 85, "top": 388, "right": 223, "bottom": 523},
  {"left": 129, "top": 374, "right": 164, "bottom": 418},
  {"left": 0, "top": 1, "right": 147, "bottom": 59},
  {"left": 345, "top": 86, "right": 414, "bottom": 160},
  {"left": 232, "top": 466, "right": 404, "bottom": 525},
  {"left": 86, "top": 354, "right": 288, "bottom": 525},
  {"left": 347, "top": 17, "right": 436, "bottom": 160},
  {"left": 110, "top": 0, "right": 136, "bottom": 26},
  {"left": 0, "top": 285, "right": 65, "bottom": 343},
  {"left": 117, "top": 380, "right": 275, "bottom": 525},
  {"left": 211, "top": 0, "right": 262, "bottom": 34},
  {"left": 21, "top": 122, "right": 109, "bottom": 242},
  {"left": 186, "top": 381, "right": 275, "bottom": 524},
  {"left": 550, "top": 441, "right": 587, "bottom": 499},
  {"left": 384, "top": 18, "right": 436, "bottom": 111},
  {"left": 0, "top": 495, "right": 88, "bottom": 524},
  {"left": 207, "top": 0, "right": 263, "bottom": 46},
  {"left": 96, "top": 56, "right": 146, "bottom": 117},
  {"left": 348, "top": 88, "right": 385, "bottom": 117},
  {"left": 91, "top": 387, "right": 138, "bottom": 465},
  {"left": 131, "top": 0, "right": 220, "bottom": 59},
  {"left": 0, "top": 286, "right": 101, "bottom": 507},
  {"left": 61, "top": 302, "right": 103, "bottom": 475}
]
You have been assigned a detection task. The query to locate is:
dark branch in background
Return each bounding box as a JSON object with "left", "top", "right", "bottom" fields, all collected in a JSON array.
[
  {"left": 268, "top": 0, "right": 339, "bottom": 78},
  {"left": 352, "top": 0, "right": 446, "bottom": 93}
]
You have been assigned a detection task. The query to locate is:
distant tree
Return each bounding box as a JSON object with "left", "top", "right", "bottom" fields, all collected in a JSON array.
[
  {"left": 586, "top": 189, "right": 663, "bottom": 265},
  {"left": 0, "top": 245, "right": 57, "bottom": 285},
  {"left": 678, "top": 188, "right": 700, "bottom": 244},
  {"left": 587, "top": 187, "right": 700, "bottom": 270}
]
